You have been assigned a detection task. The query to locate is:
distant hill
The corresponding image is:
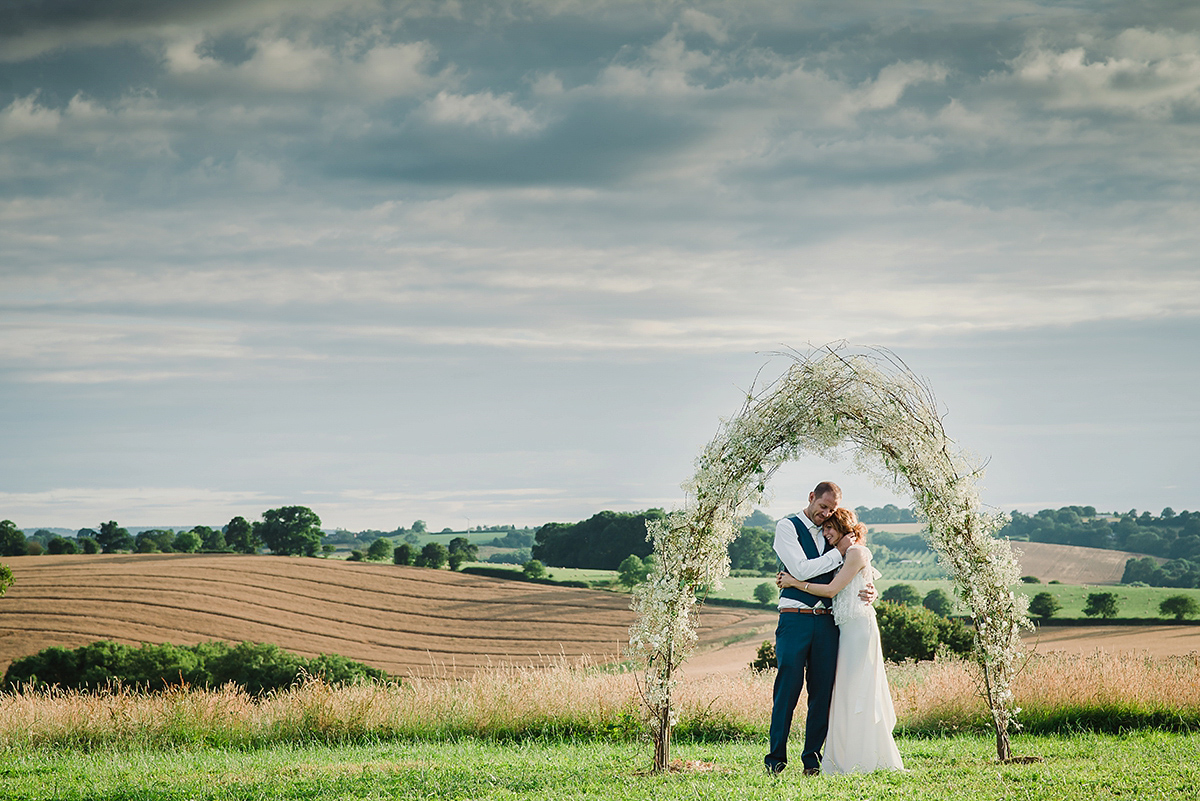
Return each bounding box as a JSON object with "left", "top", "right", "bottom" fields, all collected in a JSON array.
[
  {"left": 0, "top": 554, "right": 767, "bottom": 677},
  {"left": 1012, "top": 541, "right": 1163, "bottom": 585},
  {"left": 863, "top": 526, "right": 1159, "bottom": 585}
]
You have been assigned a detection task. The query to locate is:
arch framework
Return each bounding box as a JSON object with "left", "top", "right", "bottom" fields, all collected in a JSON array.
[{"left": 630, "top": 344, "right": 1028, "bottom": 770}]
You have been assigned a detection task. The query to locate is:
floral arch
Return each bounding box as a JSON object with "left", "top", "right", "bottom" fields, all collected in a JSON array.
[{"left": 629, "top": 344, "right": 1029, "bottom": 771}]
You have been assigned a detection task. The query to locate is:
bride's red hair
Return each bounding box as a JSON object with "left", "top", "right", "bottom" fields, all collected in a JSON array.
[{"left": 826, "top": 508, "right": 868, "bottom": 543}]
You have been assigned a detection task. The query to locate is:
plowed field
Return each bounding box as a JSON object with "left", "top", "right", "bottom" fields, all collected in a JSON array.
[
  {"left": 1012, "top": 541, "right": 1160, "bottom": 584},
  {"left": 0, "top": 554, "right": 774, "bottom": 677}
]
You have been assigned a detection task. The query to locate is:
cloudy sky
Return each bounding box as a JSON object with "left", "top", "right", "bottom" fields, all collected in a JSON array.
[{"left": 2, "top": 1, "right": 1198, "bottom": 532}]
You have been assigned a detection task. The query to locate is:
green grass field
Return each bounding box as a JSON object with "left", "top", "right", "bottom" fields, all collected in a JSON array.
[
  {"left": 1, "top": 732, "right": 1196, "bottom": 800},
  {"left": 707, "top": 576, "right": 1200, "bottom": 619}
]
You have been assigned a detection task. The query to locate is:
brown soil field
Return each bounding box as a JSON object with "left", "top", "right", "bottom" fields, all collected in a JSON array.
[
  {"left": 868, "top": 525, "right": 1155, "bottom": 585},
  {"left": 0, "top": 553, "right": 773, "bottom": 678},
  {"left": 682, "top": 623, "right": 1200, "bottom": 677},
  {"left": 1010, "top": 541, "right": 1160, "bottom": 585}
]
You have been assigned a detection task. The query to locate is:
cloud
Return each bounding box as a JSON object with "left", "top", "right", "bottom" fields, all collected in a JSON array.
[
  {"left": 164, "top": 33, "right": 440, "bottom": 99},
  {"left": 0, "top": 486, "right": 275, "bottom": 529},
  {"left": 1002, "top": 29, "right": 1200, "bottom": 119},
  {"left": 420, "top": 90, "right": 542, "bottom": 135},
  {"left": 0, "top": 0, "right": 377, "bottom": 62},
  {"left": 2, "top": 3, "right": 1199, "bottom": 528}
]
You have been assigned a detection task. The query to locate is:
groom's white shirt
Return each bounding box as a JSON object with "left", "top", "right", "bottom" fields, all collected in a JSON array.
[{"left": 774, "top": 511, "right": 844, "bottom": 610}]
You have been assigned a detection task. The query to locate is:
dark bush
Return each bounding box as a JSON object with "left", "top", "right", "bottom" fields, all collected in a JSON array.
[
  {"left": 922, "top": 588, "right": 954, "bottom": 616},
  {"left": 47, "top": 536, "right": 78, "bottom": 555},
  {"left": 880, "top": 583, "right": 922, "bottom": 606},
  {"left": 749, "top": 640, "right": 776, "bottom": 672},
  {"left": 1029, "top": 591, "right": 1061, "bottom": 620},
  {"left": 876, "top": 601, "right": 973, "bottom": 661},
  {"left": 3, "top": 640, "right": 391, "bottom": 694}
]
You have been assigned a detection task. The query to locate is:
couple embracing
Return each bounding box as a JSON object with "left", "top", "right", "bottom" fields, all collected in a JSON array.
[{"left": 764, "top": 481, "right": 905, "bottom": 776}]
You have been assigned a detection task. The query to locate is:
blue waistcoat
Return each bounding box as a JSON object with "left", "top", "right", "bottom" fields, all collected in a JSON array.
[{"left": 778, "top": 515, "right": 837, "bottom": 608}]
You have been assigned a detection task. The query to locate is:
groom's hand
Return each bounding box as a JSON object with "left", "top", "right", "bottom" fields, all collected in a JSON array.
[{"left": 859, "top": 583, "right": 877, "bottom": 604}]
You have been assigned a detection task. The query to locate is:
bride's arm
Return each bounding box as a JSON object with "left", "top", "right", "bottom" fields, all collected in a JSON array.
[{"left": 779, "top": 547, "right": 868, "bottom": 598}]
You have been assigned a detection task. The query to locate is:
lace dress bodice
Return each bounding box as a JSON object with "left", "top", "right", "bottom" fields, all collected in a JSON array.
[{"left": 832, "top": 548, "right": 881, "bottom": 627}]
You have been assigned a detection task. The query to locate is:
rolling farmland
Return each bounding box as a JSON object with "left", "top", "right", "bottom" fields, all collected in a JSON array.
[
  {"left": 0, "top": 553, "right": 773, "bottom": 678},
  {"left": 1010, "top": 540, "right": 1160, "bottom": 585}
]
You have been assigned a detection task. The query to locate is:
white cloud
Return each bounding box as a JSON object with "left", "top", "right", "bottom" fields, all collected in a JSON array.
[
  {"left": 0, "top": 94, "right": 61, "bottom": 140},
  {"left": 0, "top": 487, "right": 275, "bottom": 529},
  {"left": 163, "top": 33, "right": 438, "bottom": 99},
  {"left": 1004, "top": 30, "right": 1200, "bottom": 118},
  {"left": 840, "top": 61, "right": 949, "bottom": 117},
  {"left": 679, "top": 9, "right": 728, "bottom": 44},
  {"left": 420, "top": 90, "right": 542, "bottom": 134}
]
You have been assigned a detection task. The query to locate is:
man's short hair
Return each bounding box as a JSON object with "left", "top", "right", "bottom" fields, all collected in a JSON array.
[{"left": 813, "top": 481, "right": 842, "bottom": 500}]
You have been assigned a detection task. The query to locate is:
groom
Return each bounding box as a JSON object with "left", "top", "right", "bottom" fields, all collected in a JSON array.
[{"left": 764, "top": 481, "right": 873, "bottom": 775}]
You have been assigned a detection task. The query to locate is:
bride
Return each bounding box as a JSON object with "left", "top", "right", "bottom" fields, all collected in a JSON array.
[{"left": 777, "top": 507, "right": 905, "bottom": 774}]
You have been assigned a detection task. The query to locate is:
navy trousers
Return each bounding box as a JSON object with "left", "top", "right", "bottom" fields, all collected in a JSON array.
[{"left": 765, "top": 611, "right": 839, "bottom": 772}]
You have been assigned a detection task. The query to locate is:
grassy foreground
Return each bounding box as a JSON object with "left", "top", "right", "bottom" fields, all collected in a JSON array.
[{"left": 1, "top": 732, "right": 1198, "bottom": 800}]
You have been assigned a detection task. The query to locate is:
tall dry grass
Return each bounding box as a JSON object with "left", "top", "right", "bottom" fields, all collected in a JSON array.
[{"left": 2, "top": 651, "right": 1197, "bottom": 748}]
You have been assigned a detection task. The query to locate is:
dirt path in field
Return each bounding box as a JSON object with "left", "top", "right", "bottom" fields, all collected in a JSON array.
[
  {"left": 679, "top": 622, "right": 1200, "bottom": 677},
  {"left": 1024, "top": 624, "right": 1200, "bottom": 657}
]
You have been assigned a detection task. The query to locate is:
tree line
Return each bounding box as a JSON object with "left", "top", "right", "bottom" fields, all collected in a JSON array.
[{"left": 8, "top": 502, "right": 1198, "bottom": 590}]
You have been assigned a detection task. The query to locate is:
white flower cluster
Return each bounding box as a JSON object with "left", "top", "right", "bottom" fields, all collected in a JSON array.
[{"left": 629, "top": 344, "right": 1031, "bottom": 765}]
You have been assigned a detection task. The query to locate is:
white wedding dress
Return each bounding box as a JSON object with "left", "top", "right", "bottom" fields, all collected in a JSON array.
[{"left": 821, "top": 550, "right": 905, "bottom": 774}]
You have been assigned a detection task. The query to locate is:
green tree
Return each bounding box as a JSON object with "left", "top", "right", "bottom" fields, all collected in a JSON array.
[
  {"left": 523, "top": 559, "right": 546, "bottom": 579},
  {"left": 1029, "top": 591, "right": 1062, "bottom": 620},
  {"left": 448, "top": 536, "right": 479, "bottom": 564},
  {"left": 191, "top": 525, "right": 226, "bottom": 552},
  {"left": 47, "top": 536, "right": 78, "bottom": 555},
  {"left": 618, "top": 554, "right": 651, "bottom": 589},
  {"left": 411, "top": 520, "right": 427, "bottom": 535},
  {"left": 1083, "top": 592, "right": 1120, "bottom": 619},
  {"left": 393, "top": 544, "right": 414, "bottom": 566},
  {"left": 416, "top": 542, "right": 448, "bottom": 569},
  {"left": 366, "top": 538, "right": 393, "bottom": 561},
  {"left": 254, "top": 507, "right": 322, "bottom": 557},
  {"left": 875, "top": 602, "right": 973, "bottom": 661},
  {"left": 0, "top": 520, "right": 27, "bottom": 557},
  {"left": 532, "top": 509, "right": 667, "bottom": 570},
  {"left": 224, "top": 516, "right": 260, "bottom": 554},
  {"left": 754, "top": 582, "right": 777, "bottom": 606},
  {"left": 1159, "top": 594, "right": 1200, "bottom": 620},
  {"left": 0, "top": 562, "right": 11, "bottom": 597},
  {"left": 728, "top": 525, "right": 776, "bottom": 573},
  {"left": 880, "top": 583, "right": 922, "bottom": 606},
  {"left": 136, "top": 530, "right": 175, "bottom": 553},
  {"left": 96, "top": 521, "right": 133, "bottom": 554},
  {"left": 78, "top": 536, "right": 99, "bottom": 554},
  {"left": 922, "top": 588, "right": 954, "bottom": 617},
  {"left": 173, "top": 530, "right": 201, "bottom": 553}
]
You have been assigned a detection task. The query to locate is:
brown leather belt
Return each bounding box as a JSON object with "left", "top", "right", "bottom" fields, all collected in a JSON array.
[{"left": 780, "top": 607, "right": 830, "bottom": 615}]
